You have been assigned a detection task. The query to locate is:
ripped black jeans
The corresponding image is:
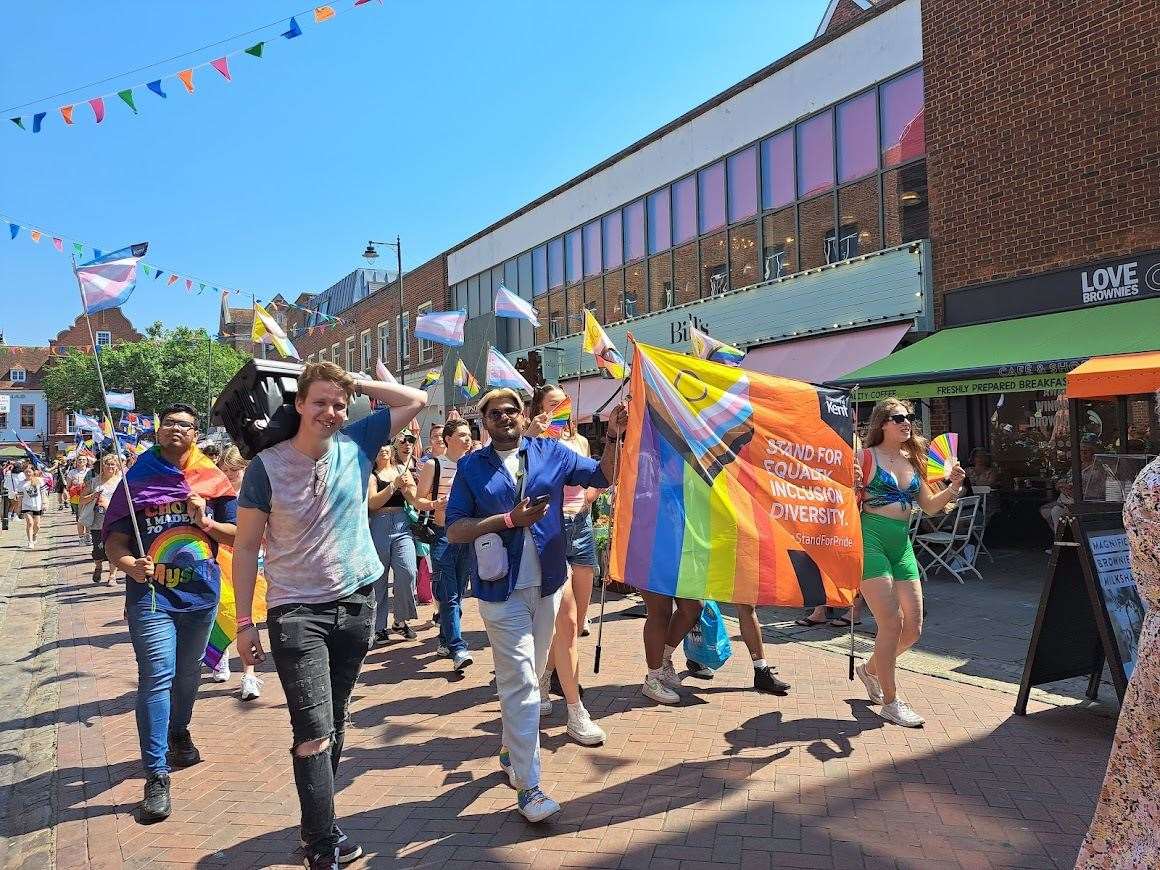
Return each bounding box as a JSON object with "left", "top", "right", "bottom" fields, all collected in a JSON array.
[{"left": 268, "top": 584, "right": 375, "bottom": 856}]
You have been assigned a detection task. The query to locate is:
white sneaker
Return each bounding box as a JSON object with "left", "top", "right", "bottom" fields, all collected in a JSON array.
[
  {"left": 658, "top": 661, "right": 684, "bottom": 690},
  {"left": 436, "top": 643, "right": 451, "bottom": 658},
  {"left": 452, "top": 649, "right": 473, "bottom": 670},
  {"left": 642, "top": 674, "right": 680, "bottom": 705},
  {"left": 580, "top": 618, "right": 591, "bottom": 637},
  {"left": 855, "top": 663, "right": 885, "bottom": 705},
  {"left": 240, "top": 673, "right": 262, "bottom": 701},
  {"left": 539, "top": 671, "right": 553, "bottom": 717},
  {"left": 212, "top": 658, "right": 231, "bottom": 683},
  {"left": 566, "top": 705, "right": 606, "bottom": 746},
  {"left": 498, "top": 746, "right": 516, "bottom": 788},
  {"left": 877, "top": 699, "right": 925, "bottom": 727},
  {"left": 517, "top": 786, "right": 560, "bottom": 823}
]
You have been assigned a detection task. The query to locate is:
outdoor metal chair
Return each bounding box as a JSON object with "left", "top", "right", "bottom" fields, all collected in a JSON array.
[
  {"left": 914, "top": 495, "right": 983, "bottom": 583},
  {"left": 969, "top": 485, "right": 995, "bottom": 562}
]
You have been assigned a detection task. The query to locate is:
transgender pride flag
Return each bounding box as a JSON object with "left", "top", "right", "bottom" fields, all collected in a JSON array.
[
  {"left": 414, "top": 309, "right": 466, "bottom": 347},
  {"left": 494, "top": 285, "right": 540, "bottom": 327},
  {"left": 75, "top": 243, "right": 149, "bottom": 314}
]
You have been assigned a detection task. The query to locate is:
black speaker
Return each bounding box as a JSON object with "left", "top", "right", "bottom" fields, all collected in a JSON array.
[{"left": 212, "top": 359, "right": 374, "bottom": 459}]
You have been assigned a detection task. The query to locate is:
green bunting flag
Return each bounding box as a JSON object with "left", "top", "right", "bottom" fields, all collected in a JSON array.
[
  {"left": 245, "top": 42, "right": 264, "bottom": 58},
  {"left": 142, "top": 263, "right": 154, "bottom": 277},
  {"left": 73, "top": 242, "right": 84, "bottom": 256},
  {"left": 10, "top": 118, "right": 24, "bottom": 130},
  {"left": 117, "top": 89, "right": 138, "bottom": 114}
]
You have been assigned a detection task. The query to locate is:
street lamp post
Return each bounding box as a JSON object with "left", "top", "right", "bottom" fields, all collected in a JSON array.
[{"left": 362, "top": 237, "right": 405, "bottom": 382}]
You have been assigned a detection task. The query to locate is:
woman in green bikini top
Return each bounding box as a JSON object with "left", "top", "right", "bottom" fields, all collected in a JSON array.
[{"left": 851, "top": 398, "right": 966, "bottom": 729}]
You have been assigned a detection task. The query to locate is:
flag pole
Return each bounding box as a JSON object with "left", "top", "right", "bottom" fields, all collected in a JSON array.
[
  {"left": 71, "top": 255, "right": 146, "bottom": 558},
  {"left": 849, "top": 383, "right": 861, "bottom": 682}
]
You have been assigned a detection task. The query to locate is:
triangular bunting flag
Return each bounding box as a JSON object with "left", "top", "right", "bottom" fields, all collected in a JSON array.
[
  {"left": 89, "top": 97, "right": 105, "bottom": 123},
  {"left": 185, "top": 278, "right": 193, "bottom": 290},
  {"left": 60, "top": 105, "right": 74, "bottom": 125},
  {"left": 32, "top": 112, "right": 46, "bottom": 133},
  {"left": 52, "top": 237, "right": 63, "bottom": 252},
  {"left": 146, "top": 80, "right": 167, "bottom": 99},
  {"left": 244, "top": 42, "right": 264, "bottom": 58},
  {"left": 9, "top": 117, "right": 24, "bottom": 130},
  {"left": 9, "top": 223, "right": 19, "bottom": 239},
  {"left": 198, "top": 283, "right": 205, "bottom": 293},
  {"left": 167, "top": 274, "right": 179, "bottom": 286},
  {"left": 210, "top": 57, "right": 231, "bottom": 81},
  {"left": 73, "top": 242, "right": 84, "bottom": 256},
  {"left": 178, "top": 69, "right": 195, "bottom": 94},
  {"left": 354, "top": 0, "right": 378, "bottom": 5},
  {"left": 30, "top": 229, "right": 41, "bottom": 243},
  {"left": 117, "top": 89, "right": 138, "bottom": 113},
  {"left": 142, "top": 264, "right": 154, "bottom": 277},
  {"left": 281, "top": 16, "right": 302, "bottom": 38},
  {"left": 314, "top": 5, "right": 336, "bottom": 23},
  {"left": 153, "top": 270, "right": 164, "bottom": 281}
]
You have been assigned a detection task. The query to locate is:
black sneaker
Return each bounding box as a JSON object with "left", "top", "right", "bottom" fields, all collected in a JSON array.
[
  {"left": 548, "top": 669, "right": 584, "bottom": 700},
  {"left": 303, "top": 847, "right": 339, "bottom": 870},
  {"left": 166, "top": 727, "right": 201, "bottom": 768},
  {"left": 400, "top": 622, "right": 417, "bottom": 640},
  {"left": 301, "top": 826, "right": 363, "bottom": 865},
  {"left": 685, "top": 659, "right": 715, "bottom": 680},
  {"left": 374, "top": 628, "right": 390, "bottom": 646},
  {"left": 139, "top": 772, "right": 171, "bottom": 823},
  {"left": 754, "top": 666, "right": 790, "bottom": 695}
]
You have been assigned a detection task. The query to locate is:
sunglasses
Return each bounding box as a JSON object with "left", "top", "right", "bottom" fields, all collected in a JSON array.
[
  {"left": 485, "top": 408, "right": 521, "bottom": 421},
  {"left": 887, "top": 413, "right": 917, "bottom": 424},
  {"left": 397, "top": 434, "right": 416, "bottom": 444}
]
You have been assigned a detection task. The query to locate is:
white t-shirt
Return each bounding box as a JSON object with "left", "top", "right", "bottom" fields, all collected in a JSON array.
[
  {"left": 21, "top": 477, "right": 47, "bottom": 512},
  {"left": 495, "top": 446, "right": 541, "bottom": 590}
]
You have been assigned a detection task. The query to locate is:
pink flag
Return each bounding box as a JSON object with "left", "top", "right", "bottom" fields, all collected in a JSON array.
[
  {"left": 211, "top": 57, "right": 231, "bottom": 81},
  {"left": 89, "top": 97, "right": 105, "bottom": 123},
  {"left": 185, "top": 278, "right": 193, "bottom": 290},
  {"left": 52, "top": 237, "right": 63, "bottom": 252}
]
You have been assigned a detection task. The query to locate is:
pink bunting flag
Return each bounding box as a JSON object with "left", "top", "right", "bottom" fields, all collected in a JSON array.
[
  {"left": 52, "top": 237, "right": 63, "bottom": 252},
  {"left": 210, "top": 57, "right": 231, "bottom": 81},
  {"left": 178, "top": 69, "right": 195, "bottom": 94},
  {"left": 185, "top": 278, "right": 193, "bottom": 290},
  {"left": 60, "top": 105, "right": 74, "bottom": 125},
  {"left": 89, "top": 97, "right": 105, "bottom": 123}
]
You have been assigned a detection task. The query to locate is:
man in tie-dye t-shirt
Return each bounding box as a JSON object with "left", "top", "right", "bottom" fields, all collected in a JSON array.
[{"left": 232, "top": 362, "right": 426, "bottom": 870}]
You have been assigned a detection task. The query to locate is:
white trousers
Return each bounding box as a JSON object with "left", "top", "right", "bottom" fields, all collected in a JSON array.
[{"left": 478, "top": 585, "right": 562, "bottom": 791}]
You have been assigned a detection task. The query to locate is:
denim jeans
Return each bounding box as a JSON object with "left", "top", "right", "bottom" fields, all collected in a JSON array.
[
  {"left": 370, "top": 509, "right": 418, "bottom": 630},
  {"left": 433, "top": 530, "right": 470, "bottom": 655},
  {"left": 125, "top": 595, "right": 217, "bottom": 774},
  {"left": 268, "top": 584, "right": 375, "bottom": 856},
  {"left": 477, "top": 586, "right": 562, "bottom": 791}
]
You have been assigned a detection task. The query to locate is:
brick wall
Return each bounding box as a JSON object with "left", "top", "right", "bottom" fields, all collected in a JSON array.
[
  {"left": 50, "top": 309, "right": 142, "bottom": 350},
  {"left": 293, "top": 255, "right": 448, "bottom": 378},
  {"left": 922, "top": 0, "right": 1160, "bottom": 324},
  {"left": 825, "top": 0, "right": 873, "bottom": 35}
]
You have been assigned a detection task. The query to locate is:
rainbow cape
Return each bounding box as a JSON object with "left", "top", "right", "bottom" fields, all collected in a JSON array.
[
  {"left": 103, "top": 444, "right": 235, "bottom": 535},
  {"left": 610, "top": 342, "right": 861, "bottom": 607},
  {"left": 202, "top": 546, "right": 268, "bottom": 669}
]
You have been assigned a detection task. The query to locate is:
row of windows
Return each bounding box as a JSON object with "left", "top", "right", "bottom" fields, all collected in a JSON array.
[
  {"left": 303, "top": 308, "right": 434, "bottom": 373},
  {"left": 0, "top": 406, "right": 37, "bottom": 429},
  {"left": 453, "top": 66, "right": 925, "bottom": 332}
]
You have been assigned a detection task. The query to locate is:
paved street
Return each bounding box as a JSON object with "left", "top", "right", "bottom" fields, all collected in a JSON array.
[{"left": 2, "top": 512, "right": 1116, "bottom": 869}]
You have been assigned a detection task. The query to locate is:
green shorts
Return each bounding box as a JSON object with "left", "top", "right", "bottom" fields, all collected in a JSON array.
[{"left": 861, "top": 512, "right": 921, "bottom": 581}]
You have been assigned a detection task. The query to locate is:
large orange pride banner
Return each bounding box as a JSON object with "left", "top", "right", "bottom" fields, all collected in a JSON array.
[{"left": 610, "top": 341, "right": 862, "bottom": 607}]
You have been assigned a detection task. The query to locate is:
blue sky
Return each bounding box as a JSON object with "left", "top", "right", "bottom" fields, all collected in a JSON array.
[{"left": 0, "top": 1, "right": 827, "bottom": 345}]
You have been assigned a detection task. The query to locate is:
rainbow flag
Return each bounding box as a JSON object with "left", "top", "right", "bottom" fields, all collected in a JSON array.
[
  {"left": 75, "top": 243, "right": 149, "bottom": 314},
  {"left": 104, "top": 444, "right": 235, "bottom": 535},
  {"left": 202, "top": 546, "right": 268, "bottom": 669},
  {"left": 546, "top": 396, "right": 572, "bottom": 438},
  {"left": 454, "top": 359, "right": 480, "bottom": 399},
  {"left": 690, "top": 324, "right": 746, "bottom": 366},
  {"left": 582, "top": 309, "right": 626, "bottom": 380},
  {"left": 610, "top": 342, "right": 861, "bottom": 607},
  {"left": 415, "top": 309, "right": 466, "bottom": 347}
]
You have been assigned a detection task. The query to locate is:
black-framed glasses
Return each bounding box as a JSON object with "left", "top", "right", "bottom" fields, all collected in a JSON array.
[
  {"left": 888, "top": 413, "right": 916, "bottom": 424},
  {"left": 160, "top": 419, "right": 197, "bottom": 431},
  {"left": 486, "top": 408, "right": 520, "bottom": 421}
]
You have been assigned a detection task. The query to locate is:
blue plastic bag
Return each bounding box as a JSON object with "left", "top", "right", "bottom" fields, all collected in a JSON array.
[{"left": 682, "top": 601, "right": 733, "bottom": 670}]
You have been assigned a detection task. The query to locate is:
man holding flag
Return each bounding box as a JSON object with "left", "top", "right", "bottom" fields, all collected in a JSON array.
[{"left": 103, "top": 404, "right": 238, "bottom": 824}]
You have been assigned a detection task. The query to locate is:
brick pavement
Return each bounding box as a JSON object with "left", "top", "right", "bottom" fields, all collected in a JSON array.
[{"left": 1, "top": 511, "right": 1116, "bottom": 869}]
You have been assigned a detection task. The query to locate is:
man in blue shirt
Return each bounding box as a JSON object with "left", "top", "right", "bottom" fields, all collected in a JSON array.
[{"left": 446, "top": 387, "right": 626, "bottom": 823}]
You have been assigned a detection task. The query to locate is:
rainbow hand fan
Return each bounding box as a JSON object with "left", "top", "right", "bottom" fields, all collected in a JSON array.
[
  {"left": 927, "top": 433, "right": 959, "bottom": 479},
  {"left": 546, "top": 397, "right": 572, "bottom": 438}
]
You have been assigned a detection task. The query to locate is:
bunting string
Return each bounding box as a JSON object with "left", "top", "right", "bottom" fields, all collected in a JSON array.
[
  {"left": 1, "top": 210, "right": 354, "bottom": 333},
  {"left": 6, "top": 1, "right": 382, "bottom": 133}
]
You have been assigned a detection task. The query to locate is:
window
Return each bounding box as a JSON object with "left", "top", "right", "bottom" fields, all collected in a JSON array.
[
  {"left": 565, "top": 229, "right": 582, "bottom": 285},
  {"left": 0, "top": 412, "right": 7, "bottom": 429},
  {"left": 623, "top": 199, "right": 645, "bottom": 263},
  {"left": 839, "top": 176, "right": 883, "bottom": 256},
  {"left": 727, "top": 146, "right": 757, "bottom": 223},
  {"left": 646, "top": 187, "right": 671, "bottom": 254},
  {"left": 9, "top": 367, "right": 25, "bottom": 383},
  {"left": 345, "top": 337, "right": 355, "bottom": 372},
  {"left": 417, "top": 303, "right": 434, "bottom": 362},
  {"left": 549, "top": 315, "right": 565, "bottom": 339},
  {"left": 881, "top": 67, "right": 925, "bottom": 167},
  {"left": 672, "top": 176, "right": 697, "bottom": 245},
  {"left": 884, "top": 161, "right": 929, "bottom": 246},
  {"left": 837, "top": 90, "right": 878, "bottom": 183},
  {"left": 20, "top": 404, "right": 35, "bottom": 429},
  {"left": 468, "top": 275, "right": 481, "bottom": 317},
  {"left": 602, "top": 211, "right": 623, "bottom": 269},
  {"left": 332, "top": 343, "right": 339, "bottom": 364},
  {"left": 697, "top": 161, "right": 726, "bottom": 234},
  {"left": 701, "top": 233, "right": 728, "bottom": 296},
  {"left": 397, "top": 312, "right": 410, "bottom": 369},
  {"left": 532, "top": 245, "right": 548, "bottom": 296},
  {"left": 65, "top": 413, "right": 76, "bottom": 434},
  {"left": 799, "top": 194, "right": 836, "bottom": 270},
  {"left": 649, "top": 253, "right": 672, "bottom": 312},
  {"left": 796, "top": 109, "right": 834, "bottom": 198},
  {"left": 582, "top": 220, "right": 602, "bottom": 278},
  {"left": 825, "top": 223, "right": 861, "bottom": 263},
  {"left": 761, "top": 130, "right": 795, "bottom": 211},
  {"left": 547, "top": 237, "right": 565, "bottom": 288},
  {"left": 625, "top": 262, "right": 644, "bottom": 317},
  {"left": 95, "top": 330, "right": 112, "bottom": 348},
  {"left": 729, "top": 222, "right": 759, "bottom": 289},
  {"left": 762, "top": 207, "right": 797, "bottom": 278},
  {"left": 478, "top": 270, "right": 492, "bottom": 314},
  {"left": 378, "top": 321, "right": 390, "bottom": 362},
  {"left": 361, "top": 330, "right": 372, "bottom": 371}
]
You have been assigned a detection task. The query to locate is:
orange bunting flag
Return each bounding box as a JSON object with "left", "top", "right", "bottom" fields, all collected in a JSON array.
[
  {"left": 29, "top": 230, "right": 41, "bottom": 243},
  {"left": 211, "top": 57, "right": 231, "bottom": 81},
  {"left": 167, "top": 274, "right": 179, "bottom": 286},
  {"left": 60, "top": 105, "right": 74, "bottom": 125},
  {"left": 178, "top": 69, "right": 195, "bottom": 94},
  {"left": 314, "top": 5, "right": 336, "bottom": 22}
]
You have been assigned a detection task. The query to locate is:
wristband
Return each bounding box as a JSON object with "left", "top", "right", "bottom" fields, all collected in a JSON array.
[
  {"left": 236, "top": 616, "right": 253, "bottom": 629},
  {"left": 503, "top": 512, "right": 515, "bottom": 529}
]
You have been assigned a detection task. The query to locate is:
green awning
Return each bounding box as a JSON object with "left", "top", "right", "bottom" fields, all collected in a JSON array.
[{"left": 837, "top": 298, "right": 1160, "bottom": 400}]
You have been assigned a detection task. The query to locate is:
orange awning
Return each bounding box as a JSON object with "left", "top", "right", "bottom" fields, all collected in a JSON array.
[{"left": 1066, "top": 351, "right": 1160, "bottom": 399}]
